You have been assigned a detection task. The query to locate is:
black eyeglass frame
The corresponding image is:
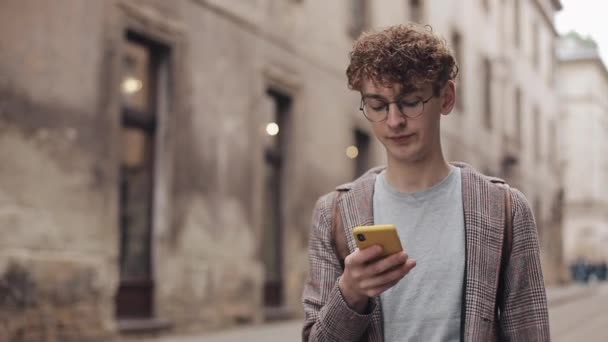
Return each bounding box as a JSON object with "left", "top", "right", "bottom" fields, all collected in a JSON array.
[{"left": 359, "top": 93, "right": 435, "bottom": 122}]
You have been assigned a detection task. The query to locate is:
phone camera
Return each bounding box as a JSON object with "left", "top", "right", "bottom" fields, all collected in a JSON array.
[{"left": 356, "top": 233, "right": 366, "bottom": 242}]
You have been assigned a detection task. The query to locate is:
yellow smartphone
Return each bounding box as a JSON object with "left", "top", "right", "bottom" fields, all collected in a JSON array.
[{"left": 352, "top": 224, "right": 403, "bottom": 257}]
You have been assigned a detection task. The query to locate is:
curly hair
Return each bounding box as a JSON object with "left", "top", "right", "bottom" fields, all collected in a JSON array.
[{"left": 346, "top": 24, "right": 458, "bottom": 95}]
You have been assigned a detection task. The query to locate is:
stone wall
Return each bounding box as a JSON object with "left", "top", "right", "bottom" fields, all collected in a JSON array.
[{"left": 0, "top": 0, "right": 383, "bottom": 338}]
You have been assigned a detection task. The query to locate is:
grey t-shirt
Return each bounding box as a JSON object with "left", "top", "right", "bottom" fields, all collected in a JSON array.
[{"left": 374, "top": 166, "right": 465, "bottom": 342}]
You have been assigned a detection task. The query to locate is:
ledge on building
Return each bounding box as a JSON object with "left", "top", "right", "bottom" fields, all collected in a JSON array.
[{"left": 118, "top": 318, "right": 174, "bottom": 335}]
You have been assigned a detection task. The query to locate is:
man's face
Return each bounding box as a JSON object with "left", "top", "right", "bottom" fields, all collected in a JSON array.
[{"left": 360, "top": 79, "right": 454, "bottom": 165}]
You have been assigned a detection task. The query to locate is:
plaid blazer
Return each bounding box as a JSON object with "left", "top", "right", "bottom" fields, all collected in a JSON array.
[{"left": 302, "top": 163, "right": 550, "bottom": 341}]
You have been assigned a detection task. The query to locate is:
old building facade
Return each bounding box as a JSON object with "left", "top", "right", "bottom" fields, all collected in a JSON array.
[
  {"left": 558, "top": 33, "right": 608, "bottom": 264},
  {"left": 0, "top": 0, "right": 384, "bottom": 340},
  {"left": 399, "top": 0, "right": 565, "bottom": 283},
  {"left": 0, "top": 0, "right": 565, "bottom": 340}
]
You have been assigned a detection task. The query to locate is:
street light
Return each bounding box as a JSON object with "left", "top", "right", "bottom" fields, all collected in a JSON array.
[
  {"left": 266, "top": 122, "right": 279, "bottom": 136},
  {"left": 122, "top": 77, "right": 143, "bottom": 94},
  {"left": 346, "top": 145, "right": 359, "bottom": 159}
]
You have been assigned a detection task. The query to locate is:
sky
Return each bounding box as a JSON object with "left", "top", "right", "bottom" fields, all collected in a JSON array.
[{"left": 555, "top": 0, "right": 608, "bottom": 64}]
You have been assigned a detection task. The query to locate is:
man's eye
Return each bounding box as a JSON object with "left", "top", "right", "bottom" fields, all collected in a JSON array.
[
  {"left": 366, "top": 100, "right": 387, "bottom": 111},
  {"left": 400, "top": 100, "right": 420, "bottom": 108}
]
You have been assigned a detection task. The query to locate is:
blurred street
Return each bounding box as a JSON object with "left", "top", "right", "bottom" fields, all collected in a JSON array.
[
  {"left": 143, "top": 283, "right": 608, "bottom": 342},
  {"left": 550, "top": 283, "right": 608, "bottom": 342}
]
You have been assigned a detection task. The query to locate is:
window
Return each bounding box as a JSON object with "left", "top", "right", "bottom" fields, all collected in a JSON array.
[
  {"left": 409, "top": 0, "right": 423, "bottom": 23},
  {"left": 354, "top": 129, "right": 371, "bottom": 177},
  {"left": 451, "top": 31, "right": 464, "bottom": 111},
  {"left": 482, "top": 58, "right": 492, "bottom": 130},
  {"left": 549, "top": 39, "right": 556, "bottom": 86},
  {"left": 482, "top": 0, "right": 490, "bottom": 12},
  {"left": 262, "top": 88, "right": 292, "bottom": 308},
  {"left": 533, "top": 106, "right": 541, "bottom": 161},
  {"left": 515, "top": 87, "right": 522, "bottom": 146},
  {"left": 514, "top": 0, "right": 520, "bottom": 47},
  {"left": 116, "top": 33, "right": 169, "bottom": 319},
  {"left": 549, "top": 119, "right": 557, "bottom": 165},
  {"left": 533, "top": 21, "right": 540, "bottom": 69},
  {"left": 349, "top": 0, "right": 369, "bottom": 39}
]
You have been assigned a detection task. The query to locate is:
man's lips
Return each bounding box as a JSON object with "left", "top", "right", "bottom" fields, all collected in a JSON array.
[{"left": 388, "top": 133, "right": 415, "bottom": 143}]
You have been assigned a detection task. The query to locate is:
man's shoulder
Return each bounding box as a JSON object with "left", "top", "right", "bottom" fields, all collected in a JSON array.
[
  {"left": 454, "top": 161, "right": 534, "bottom": 217},
  {"left": 327, "top": 162, "right": 513, "bottom": 194},
  {"left": 314, "top": 166, "right": 384, "bottom": 210},
  {"left": 453, "top": 161, "right": 512, "bottom": 189}
]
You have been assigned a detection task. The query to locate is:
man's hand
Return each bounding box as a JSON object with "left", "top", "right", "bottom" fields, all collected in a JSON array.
[{"left": 338, "top": 245, "right": 416, "bottom": 313}]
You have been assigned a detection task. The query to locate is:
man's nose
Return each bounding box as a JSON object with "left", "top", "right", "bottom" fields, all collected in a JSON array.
[{"left": 386, "top": 103, "right": 406, "bottom": 128}]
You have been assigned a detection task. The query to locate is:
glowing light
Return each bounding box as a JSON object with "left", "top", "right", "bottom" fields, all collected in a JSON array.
[
  {"left": 346, "top": 145, "right": 359, "bottom": 159},
  {"left": 122, "top": 77, "right": 143, "bottom": 94},
  {"left": 266, "top": 122, "right": 279, "bottom": 136}
]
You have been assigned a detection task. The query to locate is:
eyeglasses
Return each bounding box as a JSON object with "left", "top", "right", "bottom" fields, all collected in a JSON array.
[{"left": 359, "top": 93, "right": 435, "bottom": 122}]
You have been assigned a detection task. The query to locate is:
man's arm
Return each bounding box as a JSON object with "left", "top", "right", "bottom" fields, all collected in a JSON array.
[
  {"left": 498, "top": 189, "right": 551, "bottom": 341},
  {"left": 302, "top": 194, "right": 377, "bottom": 342}
]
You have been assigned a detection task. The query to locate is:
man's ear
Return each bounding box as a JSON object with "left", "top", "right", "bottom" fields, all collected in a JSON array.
[{"left": 440, "top": 80, "right": 456, "bottom": 115}]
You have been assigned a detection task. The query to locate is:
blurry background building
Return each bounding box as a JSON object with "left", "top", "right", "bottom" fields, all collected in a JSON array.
[
  {"left": 558, "top": 32, "right": 608, "bottom": 265},
  {"left": 392, "top": 0, "right": 566, "bottom": 284},
  {"left": 0, "top": 0, "right": 585, "bottom": 340}
]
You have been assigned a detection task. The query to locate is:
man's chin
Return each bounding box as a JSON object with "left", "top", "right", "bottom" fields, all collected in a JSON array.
[{"left": 387, "top": 148, "right": 422, "bottom": 164}]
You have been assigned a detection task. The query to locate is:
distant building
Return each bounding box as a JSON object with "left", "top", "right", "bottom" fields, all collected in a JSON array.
[
  {"left": 558, "top": 32, "right": 608, "bottom": 265},
  {"left": 389, "top": 0, "right": 565, "bottom": 284}
]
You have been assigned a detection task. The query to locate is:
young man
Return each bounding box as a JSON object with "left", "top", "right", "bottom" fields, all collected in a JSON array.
[{"left": 302, "top": 24, "right": 550, "bottom": 341}]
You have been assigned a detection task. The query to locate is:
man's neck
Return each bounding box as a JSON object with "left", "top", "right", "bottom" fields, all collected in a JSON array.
[{"left": 384, "top": 153, "right": 452, "bottom": 193}]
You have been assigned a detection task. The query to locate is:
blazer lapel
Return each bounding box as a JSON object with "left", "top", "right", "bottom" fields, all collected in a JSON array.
[
  {"left": 336, "top": 169, "right": 379, "bottom": 253},
  {"left": 459, "top": 163, "right": 476, "bottom": 339},
  {"left": 457, "top": 163, "right": 506, "bottom": 340},
  {"left": 335, "top": 167, "right": 384, "bottom": 341}
]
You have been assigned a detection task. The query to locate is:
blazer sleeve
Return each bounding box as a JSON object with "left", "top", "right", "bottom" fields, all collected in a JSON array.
[
  {"left": 302, "top": 193, "right": 377, "bottom": 342},
  {"left": 498, "top": 188, "right": 551, "bottom": 341}
]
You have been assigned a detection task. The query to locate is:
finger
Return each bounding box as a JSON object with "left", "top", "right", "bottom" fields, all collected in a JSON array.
[
  {"left": 360, "top": 260, "right": 412, "bottom": 290},
  {"left": 351, "top": 245, "right": 384, "bottom": 265},
  {"left": 366, "top": 279, "right": 401, "bottom": 297},
  {"left": 403, "top": 258, "right": 417, "bottom": 272},
  {"left": 363, "top": 251, "right": 408, "bottom": 277},
  {"left": 344, "top": 247, "right": 380, "bottom": 270}
]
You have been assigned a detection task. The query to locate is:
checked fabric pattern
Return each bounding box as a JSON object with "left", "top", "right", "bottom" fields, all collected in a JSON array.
[{"left": 302, "top": 163, "right": 550, "bottom": 342}]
